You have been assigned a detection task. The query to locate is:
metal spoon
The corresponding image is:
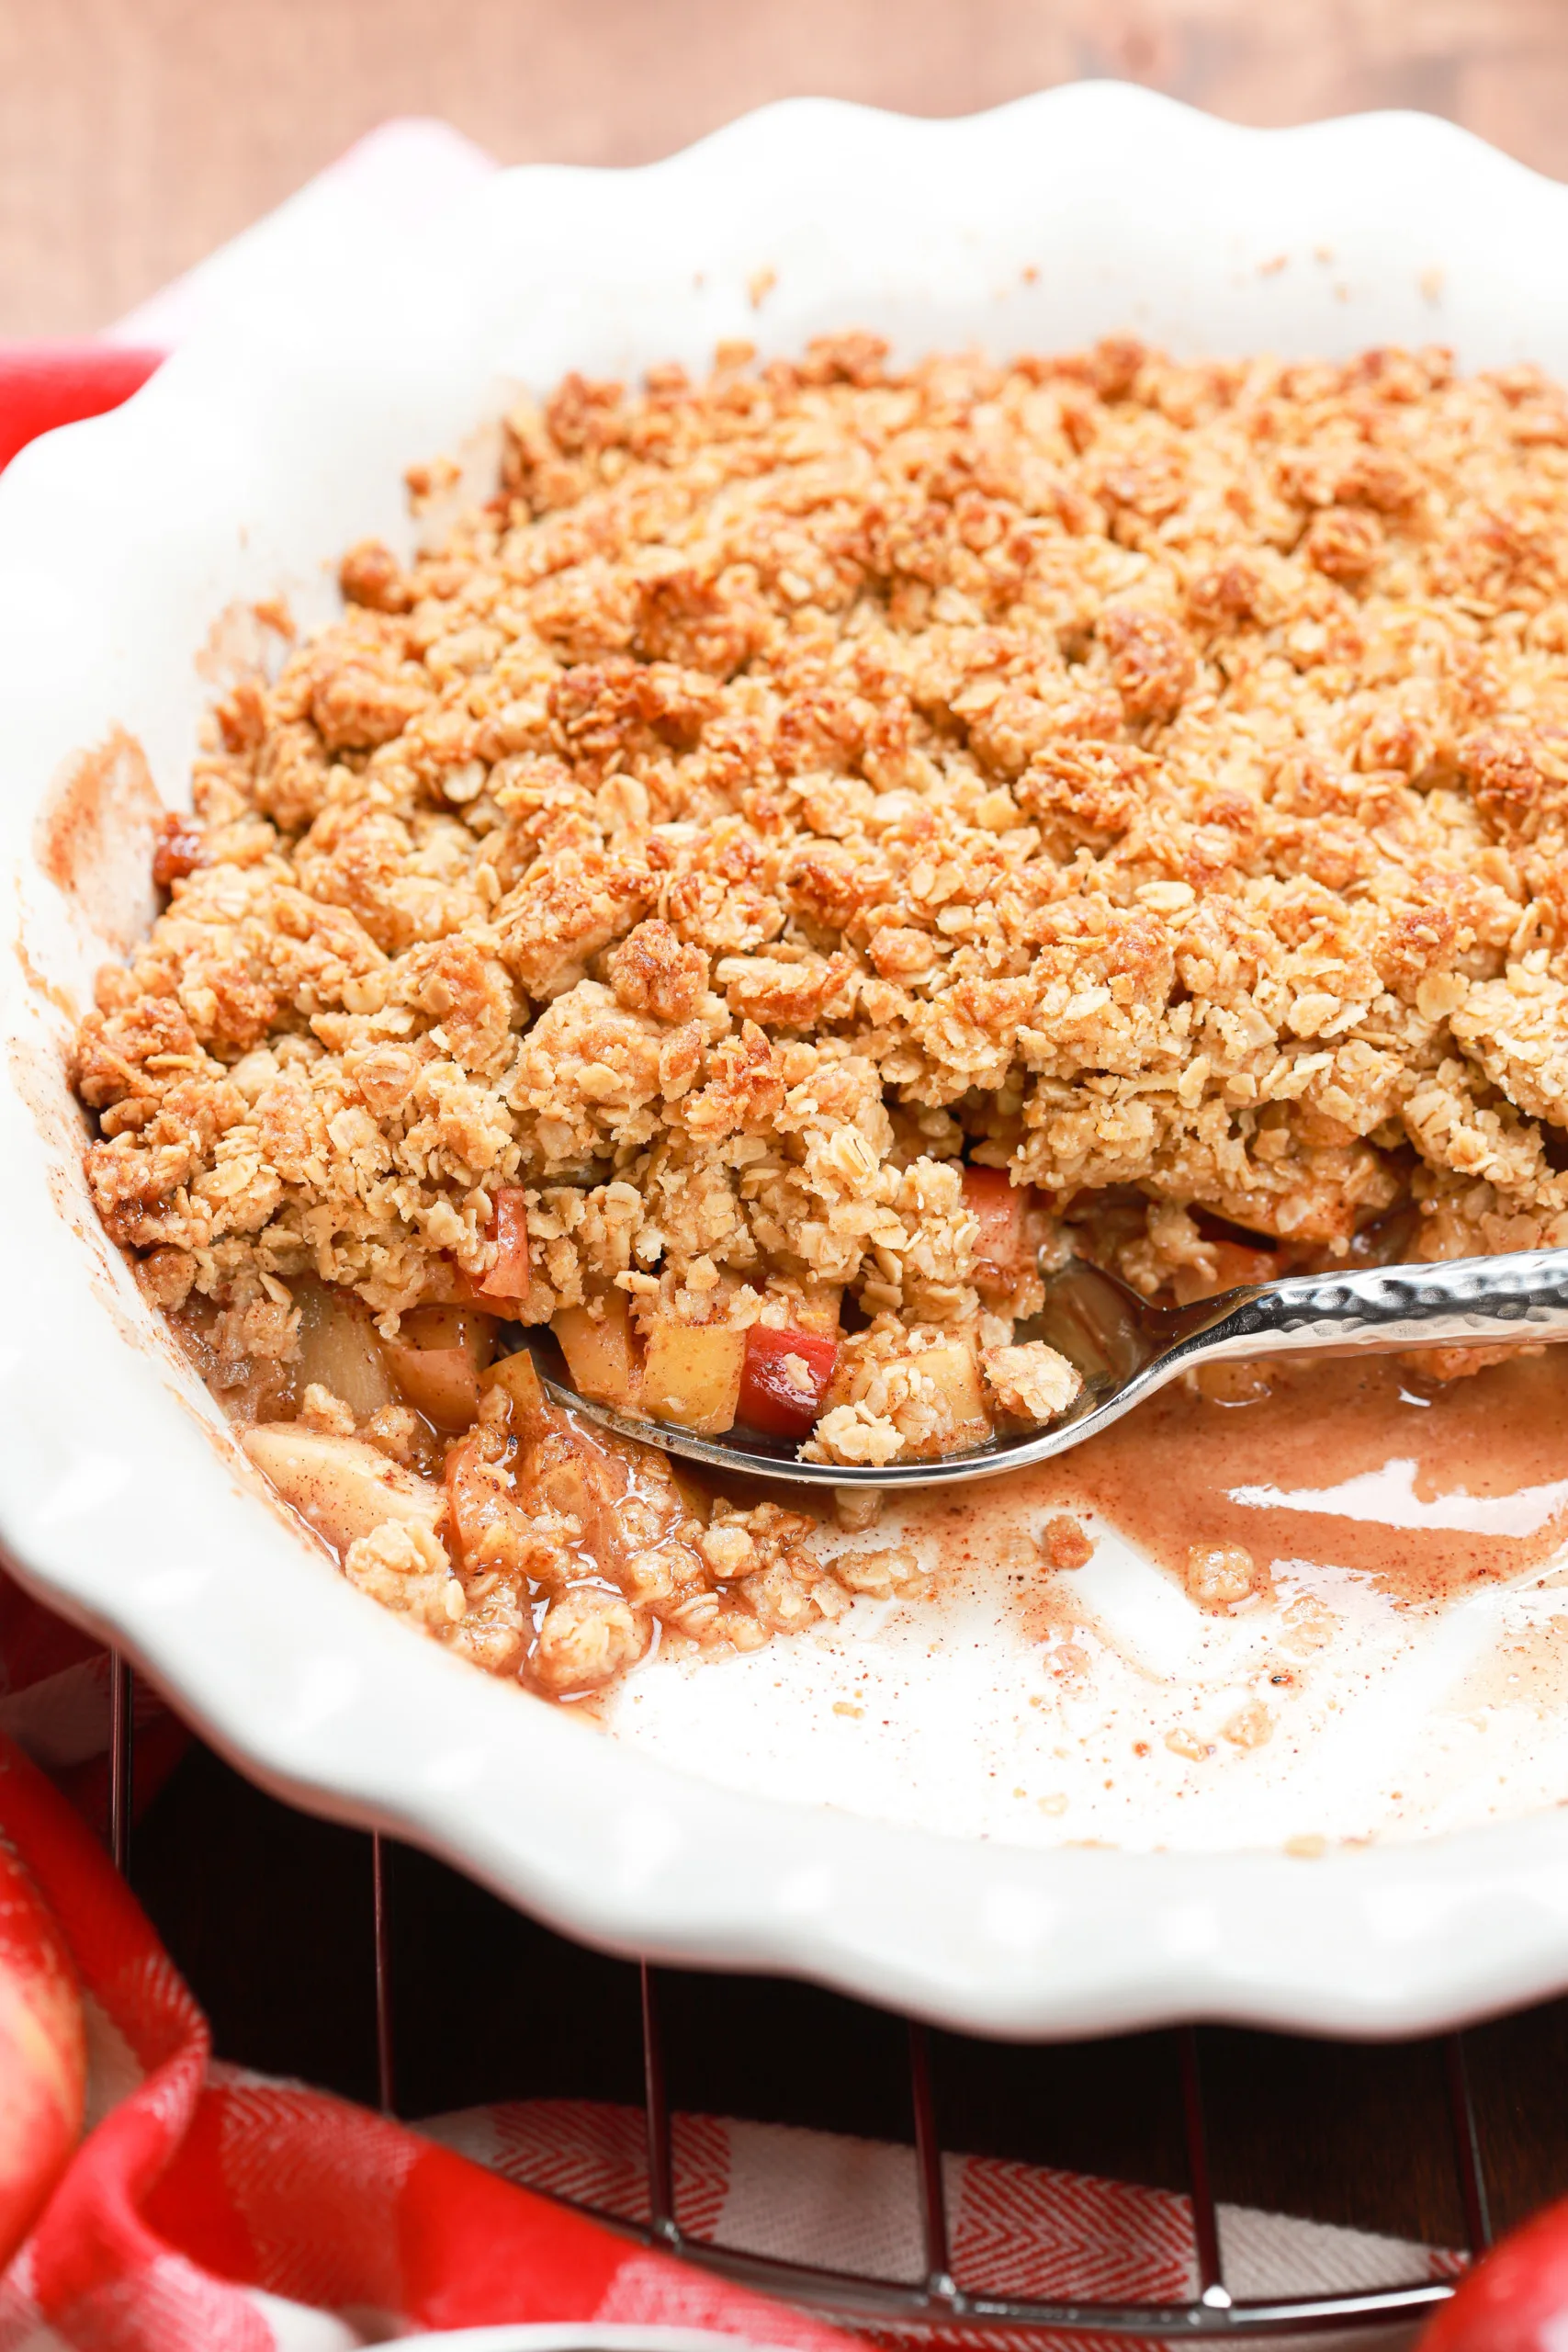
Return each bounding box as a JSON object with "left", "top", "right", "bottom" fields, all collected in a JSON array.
[{"left": 511, "top": 1246, "right": 1568, "bottom": 1491}]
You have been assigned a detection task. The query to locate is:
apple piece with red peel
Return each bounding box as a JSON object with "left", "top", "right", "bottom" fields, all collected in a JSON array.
[
  {"left": 962, "top": 1165, "right": 1050, "bottom": 1303},
  {"left": 477, "top": 1187, "right": 531, "bottom": 1304},
  {"left": 1420, "top": 2197, "right": 1568, "bottom": 2350},
  {"left": 0, "top": 1842, "right": 85, "bottom": 2269},
  {"left": 739, "top": 1325, "right": 840, "bottom": 1441}
]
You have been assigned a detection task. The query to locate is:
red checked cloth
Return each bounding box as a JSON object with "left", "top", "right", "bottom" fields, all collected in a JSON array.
[{"left": 0, "top": 1723, "right": 849, "bottom": 2352}]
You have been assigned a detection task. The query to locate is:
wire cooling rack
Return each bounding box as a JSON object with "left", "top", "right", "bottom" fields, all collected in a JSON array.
[{"left": 107, "top": 1654, "right": 1486, "bottom": 2342}]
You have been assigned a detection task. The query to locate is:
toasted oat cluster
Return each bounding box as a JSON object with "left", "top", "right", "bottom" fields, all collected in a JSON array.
[{"left": 69, "top": 331, "right": 1568, "bottom": 1684}]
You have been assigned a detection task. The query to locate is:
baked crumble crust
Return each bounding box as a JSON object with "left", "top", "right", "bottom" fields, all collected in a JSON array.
[{"left": 69, "top": 331, "right": 1568, "bottom": 1684}]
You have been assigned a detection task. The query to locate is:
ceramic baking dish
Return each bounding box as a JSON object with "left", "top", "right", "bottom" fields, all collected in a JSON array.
[{"left": 6, "top": 81, "right": 1568, "bottom": 2039}]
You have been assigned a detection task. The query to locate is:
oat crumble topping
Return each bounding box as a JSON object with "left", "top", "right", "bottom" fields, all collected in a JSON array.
[{"left": 69, "top": 331, "right": 1568, "bottom": 1690}]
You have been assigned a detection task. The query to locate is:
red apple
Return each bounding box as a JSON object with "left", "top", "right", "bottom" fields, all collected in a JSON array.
[
  {"left": 1422, "top": 2199, "right": 1568, "bottom": 2350},
  {"left": 0, "top": 1840, "right": 85, "bottom": 2268}
]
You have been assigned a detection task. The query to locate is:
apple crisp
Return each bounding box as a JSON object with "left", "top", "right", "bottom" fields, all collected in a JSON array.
[{"left": 70, "top": 331, "right": 1568, "bottom": 1691}]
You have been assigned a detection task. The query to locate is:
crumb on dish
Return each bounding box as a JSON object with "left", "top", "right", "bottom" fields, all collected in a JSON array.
[
  {"left": 1042, "top": 1513, "right": 1094, "bottom": 1570},
  {"left": 69, "top": 331, "right": 1568, "bottom": 1690}
]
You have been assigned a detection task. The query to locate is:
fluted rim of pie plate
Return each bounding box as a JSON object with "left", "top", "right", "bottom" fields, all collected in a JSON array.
[{"left": 4, "top": 82, "right": 1568, "bottom": 2039}]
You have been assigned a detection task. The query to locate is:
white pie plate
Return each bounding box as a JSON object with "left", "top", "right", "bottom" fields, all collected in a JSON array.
[{"left": 6, "top": 82, "right": 1568, "bottom": 2041}]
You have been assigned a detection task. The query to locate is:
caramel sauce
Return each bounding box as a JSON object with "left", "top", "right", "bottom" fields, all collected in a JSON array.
[{"left": 1023, "top": 1351, "right": 1568, "bottom": 1605}]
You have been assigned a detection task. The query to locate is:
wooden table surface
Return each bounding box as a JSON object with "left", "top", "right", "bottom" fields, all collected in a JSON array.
[
  {"left": 4, "top": 0, "right": 1568, "bottom": 337},
  {"left": 19, "top": 0, "right": 1568, "bottom": 2301}
]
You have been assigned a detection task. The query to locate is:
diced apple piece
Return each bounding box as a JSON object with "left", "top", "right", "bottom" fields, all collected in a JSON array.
[
  {"left": 552, "top": 1292, "right": 641, "bottom": 1410},
  {"left": 477, "top": 1186, "right": 531, "bottom": 1303},
  {"left": 382, "top": 1305, "right": 499, "bottom": 1431},
  {"left": 443, "top": 1427, "right": 526, "bottom": 1570},
  {"left": 243, "top": 1425, "right": 445, "bottom": 1556},
  {"left": 481, "top": 1346, "right": 548, "bottom": 1419},
  {"left": 910, "top": 1340, "right": 992, "bottom": 1456},
  {"left": 525, "top": 1417, "right": 632, "bottom": 1544},
  {"left": 962, "top": 1165, "right": 1049, "bottom": 1302},
  {"left": 640, "top": 1317, "right": 747, "bottom": 1435},
  {"left": 447, "top": 1385, "right": 640, "bottom": 1573},
  {"left": 807, "top": 1324, "right": 1000, "bottom": 1467},
  {"left": 294, "top": 1278, "right": 400, "bottom": 1421},
  {"left": 739, "top": 1325, "right": 840, "bottom": 1440},
  {"left": 1172, "top": 1238, "right": 1279, "bottom": 1306}
]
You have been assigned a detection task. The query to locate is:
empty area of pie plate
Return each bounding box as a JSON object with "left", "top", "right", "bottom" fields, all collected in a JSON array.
[{"left": 599, "top": 1349, "right": 1568, "bottom": 1854}]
